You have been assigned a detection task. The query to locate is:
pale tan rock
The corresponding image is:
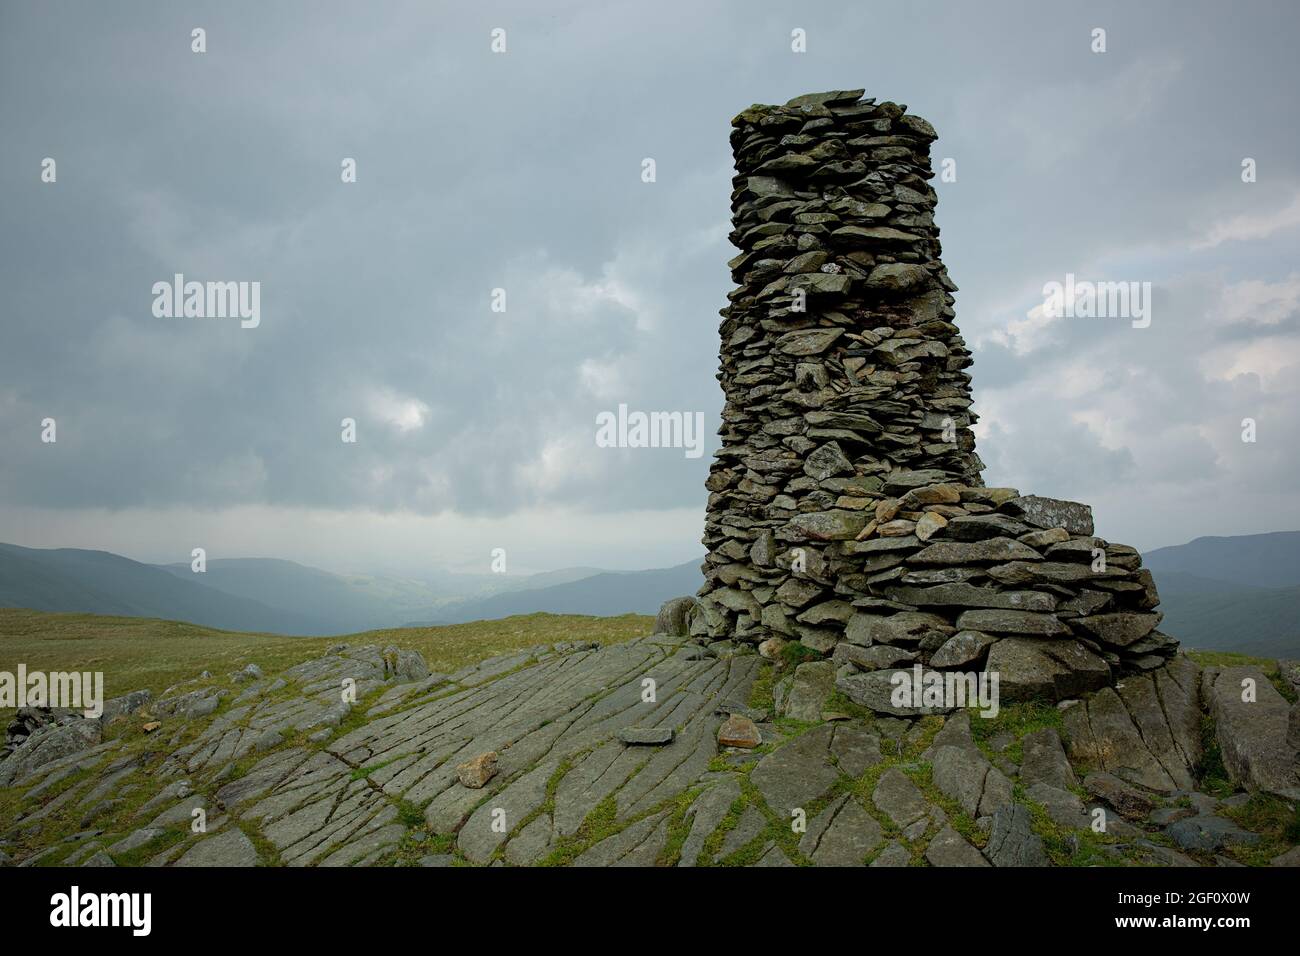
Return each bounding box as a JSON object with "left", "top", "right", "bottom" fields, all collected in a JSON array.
[
  {"left": 915, "top": 511, "right": 948, "bottom": 541},
  {"left": 456, "top": 751, "right": 499, "bottom": 789},
  {"left": 878, "top": 519, "right": 916, "bottom": 537},
  {"left": 875, "top": 498, "right": 902, "bottom": 522},
  {"left": 854, "top": 518, "right": 879, "bottom": 541},
  {"left": 718, "top": 715, "right": 762, "bottom": 749}
]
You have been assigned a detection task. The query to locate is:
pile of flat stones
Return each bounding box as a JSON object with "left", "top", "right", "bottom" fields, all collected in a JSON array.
[{"left": 696, "top": 91, "right": 1175, "bottom": 704}]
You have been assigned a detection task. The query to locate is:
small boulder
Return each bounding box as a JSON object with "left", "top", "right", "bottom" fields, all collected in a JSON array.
[
  {"left": 455, "top": 752, "right": 499, "bottom": 789},
  {"left": 718, "top": 715, "right": 762, "bottom": 749},
  {"left": 654, "top": 596, "right": 698, "bottom": 636}
]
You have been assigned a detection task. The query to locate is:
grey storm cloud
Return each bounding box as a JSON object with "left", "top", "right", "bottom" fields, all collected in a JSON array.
[{"left": 2, "top": 0, "right": 1299, "bottom": 566}]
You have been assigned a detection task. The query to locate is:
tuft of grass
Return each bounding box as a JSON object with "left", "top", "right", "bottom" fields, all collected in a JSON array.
[
  {"left": 1197, "top": 714, "right": 1234, "bottom": 797},
  {"left": 537, "top": 794, "right": 622, "bottom": 867},
  {"left": 822, "top": 690, "right": 875, "bottom": 721},
  {"left": 747, "top": 662, "right": 779, "bottom": 712},
  {"left": 349, "top": 754, "right": 408, "bottom": 782},
  {"left": 968, "top": 701, "right": 1062, "bottom": 757},
  {"left": 1017, "top": 787, "right": 1124, "bottom": 867},
  {"left": 904, "top": 763, "right": 982, "bottom": 848},
  {"left": 780, "top": 642, "right": 822, "bottom": 668},
  {"left": 656, "top": 789, "right": 704, "bottom": 866},
  {"left": 1218, "top": 793, "right": 1300, "bottom": 866}
]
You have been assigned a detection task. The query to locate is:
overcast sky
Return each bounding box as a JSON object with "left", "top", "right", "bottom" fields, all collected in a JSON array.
[{"left": 2, "top": 1, "right": 1298, "bottom": 577}]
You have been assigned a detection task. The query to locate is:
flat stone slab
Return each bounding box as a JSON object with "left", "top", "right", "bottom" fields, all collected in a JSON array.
[
  {"left": 751, "top": 724, "right": 840, "bottom": 815},
  {"left": 617, "top": 727, "right": 675, "bottom": 745},
  {"left": 1166, "top": 815, "right": 1262, "bottom": 853},
  {"left": 174, "top": 829, "right": 260, "bottom": 867},
  {"left": 925, "top": 826, "right": 989, "bottom": 867},
  {"left": 872, "top": 768, "right": 929, "bottom": 828}
]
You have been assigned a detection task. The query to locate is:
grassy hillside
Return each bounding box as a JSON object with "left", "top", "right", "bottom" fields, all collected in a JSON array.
[{"left": 0, "top": 607, "right": 654, "bottom": 724}]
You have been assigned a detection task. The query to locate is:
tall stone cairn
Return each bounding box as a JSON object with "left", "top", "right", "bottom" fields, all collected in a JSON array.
[{"left": 697, "top": 90, "right": 1177, "bottom": 706}]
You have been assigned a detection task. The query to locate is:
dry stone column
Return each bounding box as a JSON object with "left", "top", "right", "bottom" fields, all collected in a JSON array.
[{"left": 694, "top": 91, "right": 1175, "bottom": 708}]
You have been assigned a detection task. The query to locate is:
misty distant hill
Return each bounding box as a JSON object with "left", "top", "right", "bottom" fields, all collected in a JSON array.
[
  {"left": 1144, "top": 531, "right": 1300, "bottom": 589},
  {"left": 1145, "top": 532, "right": 1300, "bottom": 657},
  {"left": 409, "top": 560, "right": 705, "bottom": 624},
  {"left": 0, "top": 542, "right": 702, "bottom": 636},
  {"left": 0, "top": 542, "right": 322, "bottom": 634},
  {"left": 153, "top": 558, "right": 423, "bottom": 635}
]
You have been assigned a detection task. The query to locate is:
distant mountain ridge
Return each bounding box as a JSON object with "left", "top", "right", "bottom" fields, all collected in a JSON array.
[
  {"left": 1144, "top": 531, "right": 1300, "bottom": 657},
  {"left": 0, "top": 533, "right": 1296, "bottom": 655},
  {"left": 0, "top": 542, "right": 321, "bottom": 634},
  {"left": 1144, "top": 531, "right": 1300, "bottom": 590},
  {"left": 408, "top": 561, "right": 705, "bottom": 625},
  {"left": 0, "top": 541, "right": 704, "bottom": 636}
]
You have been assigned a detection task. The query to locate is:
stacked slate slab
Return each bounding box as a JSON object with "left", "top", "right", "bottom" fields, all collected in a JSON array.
[{"left": 696, "top": 90, "right": 1176, "bottom": 703}]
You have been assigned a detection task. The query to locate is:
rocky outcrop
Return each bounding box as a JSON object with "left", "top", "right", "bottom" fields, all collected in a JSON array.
[
  {"left": 1202, "top": 665, "right": 1300, "bottom": 800},
  {"left": 0, "top": 630, "right": 1296, "bottom": 867},
  {"left": 695, "top": 91, "right": 1173, "bottom": 704}
]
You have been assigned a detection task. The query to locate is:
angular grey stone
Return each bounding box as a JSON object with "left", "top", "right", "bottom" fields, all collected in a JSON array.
[
  {"left": 830, "top": 723, "right": 883, "bottom": 777},
  {"left": 845, "top": 611, "right": 953, "bottom": 647},
  {"left": 1083, "top": 771, "right": 1156, "bottom": 820},
  {"left": 777, "top": 327, "right": 843, "bottom": 355},
  {"left": 782, "top": 661, "right": 836, "bottom": 722},
  {"left": 678, "top": 778, "right": 741, "bottom": 867},
  {"left": 864, "top": 263, "right": 929, "bottom": 292},
  {"left": 107, "top": 827, "right": 164, "bottom": 856},
  {"left": 956, "top": 609, "right": 1070, "bottom": 637},
  {"left": 1024, "top": 782, "right": 1091, "bottom": 830},
  {"left": 869, "top": 841, "right": 912, "bottom": 867},
  {"left": 752, "top": 844, "right": 794, "bottom": 866},
  {"left": 653, "top": 596, "right": 697, "bottom": 636},
  {"left": 925, "top": 825, "right": 989, "bottom": 867},
  {"left": 802, "top": 798, "right": 882, "bottom": 865},
  {"left": 884, "top": 584, "right": 1056, "bottom": 613},
  {"left": 174, "top": 828, "right": 261, "bottom": 867},
  {"left": 931, "top": 744, "right": 1012, "bottom": 818},
  {"left": 1166, "top": 815, "right": 1261, "bottom": 853},
  {"left": 985, "top": 804, "right": 1048, "bottom": 866},
  {"left": 872, "top": 768, "right": 929, "bottom": 828},
  {"left": 834, "top": 643, "right": 917, "bottom": 671},
  {"left": 1001, "top": 495, "right": 1094, "bottom": 535},
  {"left": 930, "top": 631, "right": 996, "bottom": 668},
  {"left": 1020, "top": 728, "right": 1077, "bottom": 790},
  {"left": 0, "top": 719, "right": 102, "bottom": 787},
  {"left": 1084, "top": 687, "right": 1177, "bottom": 792},
  {"left": 785, "top": 509, "right": 869, "bottom": 541},
  {"left": 618, "top": 727, "right": 675, "bottom": 745},
  {"left": 751, "top": 724, "right": 839, "bottom": 814},
  {"left": 941, "top": 514, "right": 1033, "bottom": 541},
  {"left": 1204, "top": 666, "right": 1300, "bottom": 799},
  {"left": 909, "top": 537, "right": 1042, "bottom": 566},
  {"left": 1073, "top": 613, "right": 1161, "bottom": 648},
  {"left": 717, "top": 805, "right": 767, "bottom": 860},
  {"left": 984, "top": 638, "right": 1111, "bottom": 701},
  {"left": 837, "top": 668, "right": 953, "bottom": 717}
]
